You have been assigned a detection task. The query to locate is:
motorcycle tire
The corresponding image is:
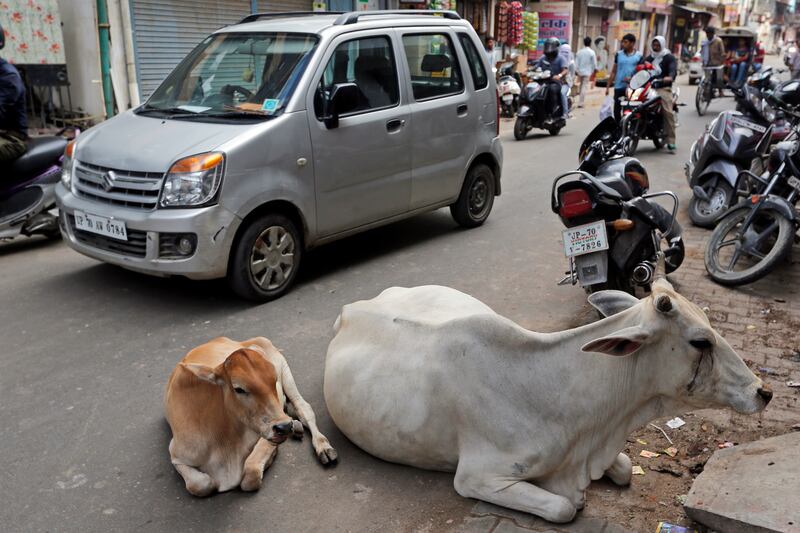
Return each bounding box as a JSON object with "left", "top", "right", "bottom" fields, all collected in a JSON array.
[
  {"left": 688, "top": 180, "right": 734, "bottom": 228},
  {"left": 548, "top": 125, "right": 562, "bottom": 136},
  {"left": 653, "top": 134, "right": 665, "bottom": 150},
  {"left": 704, "top": 207, "right": 794, "bottom": 286},
  {"left": 513, "top": 118, "right": 528, "bottom": 140}
]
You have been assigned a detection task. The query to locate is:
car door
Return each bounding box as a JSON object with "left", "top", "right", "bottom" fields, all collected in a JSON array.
[
  {"left": 399, "top": 30, "right": 473, "bottom": 210},
  {"left": 307, "top": 30, "right": 411, "bottom": 237}
]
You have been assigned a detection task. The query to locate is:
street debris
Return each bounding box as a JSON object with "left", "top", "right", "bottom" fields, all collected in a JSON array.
[
  {"left": 632, "top": 465, "right": 646, "bottom": 475},
  {"left": 666, "top": 417, "right": 686, "bottom": 429},
  {"left": 640, "top": 450, "right": 661, "bottom": 458},
  {"left": 655, "top": 521, "right": 696, "bottom": 532},
  {"left": 746, "top": 324, "right": 757, "bottom": 330},
  {"left": 675, "top": 494, "right": 688, "bottom": 506},
  {"left": 792, "top": 423, "right": 800, "bottom": 431},
  {"left": 651, "top": 464, "right": 683, "bottom": 477},
  {"left": 649, "top": 423, "right": 674, "bottom": 444},
  {"left": 786, "top": 351, "right": 800, "bottom": 363},
  {"left": 664, "top": 447, "right": 678, "bottom": 457},
  {"left": 774, "top": 297, "right": 787, "bottom": 303},
  {"left": 637, "top": 438, "right": 648, "bottom": 445},
  {"left": 717, "top": 442, "right": 735, "bottom": 449},
  {"left": 787, "top": 381, "right": 800, "bottom": 388},
  {"left": 758, "top": 366, "right": 779, "bottom": 376}
]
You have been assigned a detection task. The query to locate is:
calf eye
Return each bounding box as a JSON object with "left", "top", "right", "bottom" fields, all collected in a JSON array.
[
  {"left": 234, "top": 387, "right": 248, "bottom": 395},
  {"left": 690, "top": 339, "right": 713, "bottom": 350}
]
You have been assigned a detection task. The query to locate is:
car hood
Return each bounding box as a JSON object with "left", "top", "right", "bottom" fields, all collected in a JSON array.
[{"left": 75, "top": 110, "right": 256, "bottom": 173}]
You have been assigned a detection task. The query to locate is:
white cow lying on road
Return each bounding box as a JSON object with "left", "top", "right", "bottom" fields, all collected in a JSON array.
[
  {"left": 165, "top": 337, "right": 337, "bottom": 496},
  {"left": 324, "top": 281, "right": 771, "bottom": 522}
]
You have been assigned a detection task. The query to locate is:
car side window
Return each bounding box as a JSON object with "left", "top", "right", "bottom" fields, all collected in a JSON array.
[
  {"left": 457, "top": 33, "right": 488, "bottom": 90},
  {"left": 402, "top": 33, "right": 464, "bottom": 100},
  {"left": 314, "top": 35, "right": 399, "bottom": 119}
]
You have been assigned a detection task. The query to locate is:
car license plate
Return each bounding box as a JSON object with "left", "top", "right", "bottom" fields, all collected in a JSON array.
[
  {"left": 789, "top": 176, "right": 800, "bottom": 192},
  {"left": 563, "top": 220, "right": 609, "bottom": 258},
  {"left": 73, "top": 210, "right": 128, "bottom": 241}
]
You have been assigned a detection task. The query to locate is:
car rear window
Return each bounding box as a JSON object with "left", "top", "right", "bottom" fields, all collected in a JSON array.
[
  {"left": 457, "top": 33, "right": 488, "bottom": 90},
  {"left": 402, "top": 33, "right": 464, "bottom": 100}
]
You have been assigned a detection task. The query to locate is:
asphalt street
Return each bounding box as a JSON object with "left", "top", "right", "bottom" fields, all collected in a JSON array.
[{"left": 1, "top": 75, "right": 732, "bottom": 532}]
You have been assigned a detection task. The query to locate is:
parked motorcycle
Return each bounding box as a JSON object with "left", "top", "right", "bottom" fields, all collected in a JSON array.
[
  {"left": 497, "top": 62, "right": 521, "bottom": 118},
  {"left": 1, "top": 133, "right": 73, "bottom": 241},
  {"left": 685, "top": 70, "right": 790, "bottom": 228},
  {"left": 551, "top": 117, "right": 685, "bottom": 294},
  {"left": 619, "top": 64, "right": 667, "bottom": 155},
  {"left": 514, "top": 67, "right": 567, "bottom": 139}
]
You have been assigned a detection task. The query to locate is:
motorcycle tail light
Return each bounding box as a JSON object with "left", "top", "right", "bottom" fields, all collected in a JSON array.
[{"left": 559, "top": 189, "right": 593, "bottom": 219}]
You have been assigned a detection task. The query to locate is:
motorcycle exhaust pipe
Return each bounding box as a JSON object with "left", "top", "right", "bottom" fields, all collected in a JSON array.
[{"left": 631, "top": 262, "right": 655, "bottom": 285}]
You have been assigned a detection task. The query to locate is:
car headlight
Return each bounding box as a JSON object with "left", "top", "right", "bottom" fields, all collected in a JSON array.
[
  {"left": 160, "top": 152, "right": 225, "bottom": 208},
  {"left": 61, "top": 140, "right": 75, "bottom": 188}
]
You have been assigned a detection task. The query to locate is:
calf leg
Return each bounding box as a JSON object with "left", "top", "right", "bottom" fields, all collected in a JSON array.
[
  {"left": 240, "top": 438, "right": 279, "bottom": 492},
  {"left": 604, "top": 452, "right": 632, "bottom": 486},
  {"left": 174, "top": 464, "right": 217, "bottom": 497},
  {"left": 454, "top": 463, "right": 576, "bottom": 523}
]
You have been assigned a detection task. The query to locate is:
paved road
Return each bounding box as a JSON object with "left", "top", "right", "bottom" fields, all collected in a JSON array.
[{"left": 1, "top": 75, "right": 727, "bottom": 532}]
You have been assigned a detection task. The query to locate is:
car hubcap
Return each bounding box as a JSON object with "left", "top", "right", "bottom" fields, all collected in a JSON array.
[
  {"left": 469, "top": 178, "right": 489, "bottom": 217},
  {"left": 250, "top": 226, "right": 295, "bottom": 290}
]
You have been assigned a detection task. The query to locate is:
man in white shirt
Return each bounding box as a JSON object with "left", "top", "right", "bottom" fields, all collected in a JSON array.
[
  {"left": 485, "top": 36, "right": 503, "bottom": 71},
  {"left": 574, "top": 37, "right": 597, "bottom": 108}
]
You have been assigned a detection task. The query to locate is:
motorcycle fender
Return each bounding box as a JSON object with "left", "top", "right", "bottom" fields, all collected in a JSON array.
[
  {"left": 575, "top": 251, "right": 608, "bottom": 286},
  {"left": 756, "top": 195, "right": 798, "bottom": 222},
  {"left": 693, "top": 159, "right": 741, "bottom": 188}
]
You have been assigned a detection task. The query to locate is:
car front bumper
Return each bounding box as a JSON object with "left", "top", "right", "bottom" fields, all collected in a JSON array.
[{"left": 56, "top": 183, "right": 241, "bottom": 280}]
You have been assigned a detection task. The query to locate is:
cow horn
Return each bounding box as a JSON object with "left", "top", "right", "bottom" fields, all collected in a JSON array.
[
  {"left": 654, "top": 251, "right": 666, "bottom": 280},
  {"left": 655, "top": 294, "right": 673, "bottom": 313}
]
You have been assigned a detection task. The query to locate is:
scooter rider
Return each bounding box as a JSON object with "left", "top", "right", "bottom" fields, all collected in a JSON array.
[
  {"left": 644, "top": 36, "right": 677, "bottom": 153},
  {"left": 530, "top": 37, "right": 569, "bottom": 120},
  {"left": 0, "top": 21, "right": 28, "bottom": 164}
]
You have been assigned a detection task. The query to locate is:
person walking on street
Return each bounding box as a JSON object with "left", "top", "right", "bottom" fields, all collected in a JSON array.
[
  {"left": 605, "top": 33, "right": 642, "bottom": 123},
  {"left": 485, "top": 36, "right": 502, "bottom": 72},
  {"left": 575, "top": 37, "right": 597, "bottom": 108},
  {"left": 0, "top": 21, "right": 28, "bottom": 163},
  {"left": 644, "top": 36, "right": 677, "bottom": 153}
]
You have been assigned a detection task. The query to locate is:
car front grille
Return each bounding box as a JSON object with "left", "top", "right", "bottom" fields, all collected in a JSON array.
[
  {"left": 73, "top": 161, "right": 162, "bottom": 210},
  {"left": 68, "top": 215, "right": 148, "bottom": 258}
]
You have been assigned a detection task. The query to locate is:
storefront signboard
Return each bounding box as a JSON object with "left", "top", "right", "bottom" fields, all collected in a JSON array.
[
  {"left": 614, "top": 20, "right": 642, "bottom": 40},
  {"left": 527, "top": 2, "right": 573, "bottom": 61}
]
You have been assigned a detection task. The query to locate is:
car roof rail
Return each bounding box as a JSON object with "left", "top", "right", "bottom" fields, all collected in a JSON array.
[
  {"left": 238, "top": 12, "right": 344, "bottom": 24},
  {"left": 333, "top": 10, "right": 461, "bottom": 25}
]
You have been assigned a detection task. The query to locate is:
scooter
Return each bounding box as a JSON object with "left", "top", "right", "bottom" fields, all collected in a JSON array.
[
  {"left": 496, "top": 62, "right": 521, "bottom": 118},
  {"left": 1, "top": 133, "right": 73, "bottom": 241},
  {"left": 552, "top": 117, "right": 684, "bottom": 294},
  {"left": 514, "top": 67, "right": 568, "bottom": 140}
]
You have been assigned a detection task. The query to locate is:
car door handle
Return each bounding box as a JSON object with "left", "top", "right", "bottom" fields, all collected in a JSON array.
[
  {"left": 457, "top": 104, "right": 469, "bottom": 116},
  {"left": 386, "top": 119, "right": 406, "bottom": 133}
]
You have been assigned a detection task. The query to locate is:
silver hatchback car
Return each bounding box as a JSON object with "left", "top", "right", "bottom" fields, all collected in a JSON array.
[{"left": 56, "top": 10, "right": 502, "bottom": 301}]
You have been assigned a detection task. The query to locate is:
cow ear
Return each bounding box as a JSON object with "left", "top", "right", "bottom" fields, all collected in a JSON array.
[
  {"left": 581, "top": 326, "right": 650, "bottom": 356},
  {"left": 181, "top": 363, "right": 224, "bottom": 386},
  {"left": 588, "top": 290, "right": 640, "bottom": 317}
]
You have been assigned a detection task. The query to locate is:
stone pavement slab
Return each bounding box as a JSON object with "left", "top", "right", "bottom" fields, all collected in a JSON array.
[
  {"left": 684, "top": 432, "right": 800, "bottom": 533},
  {"left": 470, "top": 501, "right": 636, "bottom": 533}
]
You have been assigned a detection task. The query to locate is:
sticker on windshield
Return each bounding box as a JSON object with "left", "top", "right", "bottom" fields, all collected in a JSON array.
[{"left": 262, "top": 99, "right": 280, "bottom": 113}]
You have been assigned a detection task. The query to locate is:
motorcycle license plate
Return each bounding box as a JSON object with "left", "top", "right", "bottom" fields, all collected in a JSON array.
[
  {"left": 502, "top": 94, "right": 513, "bottom": 103},
  {"left": 563, "top": 220, "right": 609, "bottom": 258},
  {"left": 788, "top": 176, "right": 800, "bottom": 192},
  {"left": 73, "top": 210, "right": 128, "bottom": 241}
]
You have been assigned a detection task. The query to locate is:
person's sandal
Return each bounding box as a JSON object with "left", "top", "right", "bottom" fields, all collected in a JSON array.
[{"left": 667, "top": 144, "right": 676, "bottom": 154}]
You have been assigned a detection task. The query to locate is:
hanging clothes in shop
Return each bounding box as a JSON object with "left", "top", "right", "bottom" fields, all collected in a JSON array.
[{"left": 508, "top": 1, "right": 524, "bottom": 47}]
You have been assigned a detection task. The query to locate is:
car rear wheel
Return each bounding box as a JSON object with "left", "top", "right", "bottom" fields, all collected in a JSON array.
[
  {"left": 450, "top": 164, "right": 495, "bottom": 228},
  {"left": 228, "top": 213, "right": 302, "bottom": 302}
]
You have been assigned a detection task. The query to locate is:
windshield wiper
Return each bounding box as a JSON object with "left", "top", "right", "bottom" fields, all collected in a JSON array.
[
  {"left": 169, "top": 110, "right": 273, "bottom": 121},
  {"left": 135, "top": 106, "right": 202, "bottom": 118}
]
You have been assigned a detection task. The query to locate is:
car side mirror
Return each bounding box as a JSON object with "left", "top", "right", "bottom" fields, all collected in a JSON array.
[{"left": 323, "top": 83, "right": 359, "bottom": 129}]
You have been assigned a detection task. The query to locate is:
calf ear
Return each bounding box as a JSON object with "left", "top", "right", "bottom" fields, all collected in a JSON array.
[
  {"left": 588, "top": 290, "right": 640, "bottom": 317},
  {"left": 181, "top": 363, "right": 224, "bottom": 386},
  {"left": 581, "top": 326, "right": 650, "bottom": 356}
]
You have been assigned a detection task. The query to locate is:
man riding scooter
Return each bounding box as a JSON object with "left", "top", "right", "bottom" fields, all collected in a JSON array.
[
  {"left": 643, "top": 36, "right": 677, "bottom": 153},
  {"left": 0, "top": 21, "right": 28, "bottom": 164},
  {"left": 532, "top": 37, "right": 569, "bottom": 121}
]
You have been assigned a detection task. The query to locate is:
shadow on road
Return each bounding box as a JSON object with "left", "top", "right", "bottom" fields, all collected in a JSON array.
[{"left": 0, "top": 235, "right": 59, "bottom": 256}]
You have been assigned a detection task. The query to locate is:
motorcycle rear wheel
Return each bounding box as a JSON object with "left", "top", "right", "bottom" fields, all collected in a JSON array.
[
  {"left": 513, "top": 118, "right": 528, "bottom": 140},
  {"left": 705, "top": 207, "right": 794, "bottom": 286}
]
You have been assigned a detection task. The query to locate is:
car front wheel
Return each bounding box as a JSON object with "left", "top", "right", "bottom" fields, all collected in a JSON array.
[
  {"left": 450, "top": 163, "right": 496, "bottom": 228},
  {"left": 228, "top": 213, "right": 302, "bottom": 302}
]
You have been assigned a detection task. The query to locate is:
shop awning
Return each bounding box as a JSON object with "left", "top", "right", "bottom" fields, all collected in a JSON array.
[{"left": 675, "top": 4, "right": 713, "bottom": 16}]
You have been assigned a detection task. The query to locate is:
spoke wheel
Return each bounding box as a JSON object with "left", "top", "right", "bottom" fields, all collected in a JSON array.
[
  {"left": 228, "top": 213, "right": 303, "bottom": 302},
  {"left": 705, "top": 208, "right": 794, "bottom": 286}
]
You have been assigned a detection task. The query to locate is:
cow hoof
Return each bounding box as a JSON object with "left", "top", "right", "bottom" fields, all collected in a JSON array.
[
  {"left": 317, "top": 446, "right": 338, "bottom": 466},
  {"left": 291, "top": 420, "right": 304, "bottom": 439},
  {"left": 240, "top": 471, "right": 263, "bottom": 492}
]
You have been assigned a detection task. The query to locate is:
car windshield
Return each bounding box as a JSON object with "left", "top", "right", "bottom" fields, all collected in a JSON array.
[{"left": 141, "top": 32, "right": 318, "bottom": 120}]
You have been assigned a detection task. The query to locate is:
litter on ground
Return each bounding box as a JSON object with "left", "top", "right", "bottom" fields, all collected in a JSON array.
[{"left": 666, "top": 417, "right": 686, "bottom": 429}]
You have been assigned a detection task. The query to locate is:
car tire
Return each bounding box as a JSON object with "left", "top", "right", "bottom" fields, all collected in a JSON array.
[
  {"left": 450, "top": 164, "right": 496, "bottom": 228},
  {"left": 228, "top": 213, "right": 303, "bottom": 302}
]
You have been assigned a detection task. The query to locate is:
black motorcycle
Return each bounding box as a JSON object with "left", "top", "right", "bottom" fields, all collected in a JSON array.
[
  {"left": 514, "top": 67, "right": 567, "bottom": 139},
  {"left": 551, "top": 118, "right": 685, "bottom": 294},
  {"left": 686, "top": 68, "right": 791, "bottom": 227}
]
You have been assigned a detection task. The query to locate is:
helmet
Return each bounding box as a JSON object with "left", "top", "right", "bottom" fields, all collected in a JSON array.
[
  {"left": 770, "top": 79, "right": 800, "bottom": 112},
  {"left": 0, "top": 22, "right": 5, "bottom": 50},
  {"left": 543, "top": 37, "right": 560, "bottom": 59}
]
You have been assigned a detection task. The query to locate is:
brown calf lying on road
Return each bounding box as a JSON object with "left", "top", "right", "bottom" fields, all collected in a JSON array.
[{"left": 165, "top": 336, "right": 337, "bottom": 496}]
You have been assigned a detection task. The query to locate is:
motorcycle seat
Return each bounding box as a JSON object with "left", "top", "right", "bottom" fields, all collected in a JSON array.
[
  {"left": 7, "top": 136, "right": 67, "bottom": 186},
  {"left": 596, "top": 173, "right": 634, "bottom": 200}
]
